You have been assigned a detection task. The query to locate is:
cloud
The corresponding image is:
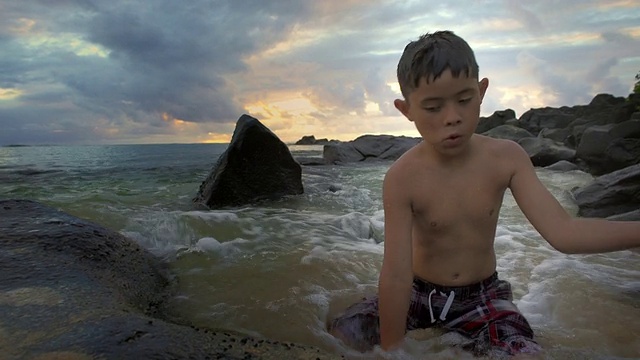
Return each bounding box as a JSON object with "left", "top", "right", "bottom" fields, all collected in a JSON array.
[{"left": 0, "top": 0, "right": 639, "bottom": 144}]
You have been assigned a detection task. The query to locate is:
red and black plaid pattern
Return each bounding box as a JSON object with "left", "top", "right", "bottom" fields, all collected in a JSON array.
[{"left": 328, "top": 273, "right": 542, "bottom": 357}]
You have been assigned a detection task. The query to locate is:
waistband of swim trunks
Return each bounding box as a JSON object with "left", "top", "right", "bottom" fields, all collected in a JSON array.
[{"left": 413, "top": 272, "right": 499, "bottom": 299}]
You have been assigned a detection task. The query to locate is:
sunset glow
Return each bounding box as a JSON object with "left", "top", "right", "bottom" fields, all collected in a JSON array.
[{"left": 0, "top": 1, "right": 638, "bottom": 145}]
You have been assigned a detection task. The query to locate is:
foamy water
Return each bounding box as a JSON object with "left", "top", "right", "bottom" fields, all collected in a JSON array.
[{"left": 1, "top": 144, "right": 638, "bottom": 359}]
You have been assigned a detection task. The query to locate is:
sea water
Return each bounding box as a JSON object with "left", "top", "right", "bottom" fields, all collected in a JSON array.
[{"left": 0, "top": 143, "right": 638, "bottom": 359}]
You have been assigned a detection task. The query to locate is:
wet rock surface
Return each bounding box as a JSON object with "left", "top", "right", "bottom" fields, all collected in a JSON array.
[{"left": 0, "top": 199, "right": 342, "bottom": 360}]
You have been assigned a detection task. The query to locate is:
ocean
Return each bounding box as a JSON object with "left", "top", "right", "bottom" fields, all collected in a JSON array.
[{"left": 0, "top": 143, "right": 638, "bottom": 359}]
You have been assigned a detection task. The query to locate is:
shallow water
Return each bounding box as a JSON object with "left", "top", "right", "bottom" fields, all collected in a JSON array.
[{"left": 0, "top": 144, "right": 638, "bottom": 359}]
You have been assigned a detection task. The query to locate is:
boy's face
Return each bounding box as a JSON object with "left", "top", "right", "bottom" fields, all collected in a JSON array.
[{"left": 394, "top": 69, "right": 489, "bottom": 157}]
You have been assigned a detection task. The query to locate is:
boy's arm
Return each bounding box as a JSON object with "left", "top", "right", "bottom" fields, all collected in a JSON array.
[
  {"left": 379, "top": 167, "right": 414, "bottom": 350},
  {"left": 507, "top": 141, "right": 640, "bottom": 254}
]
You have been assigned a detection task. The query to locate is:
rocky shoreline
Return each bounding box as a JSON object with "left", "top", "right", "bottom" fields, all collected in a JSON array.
[{"left": 294, "top": 93, "right": 640, "bottom": 220}]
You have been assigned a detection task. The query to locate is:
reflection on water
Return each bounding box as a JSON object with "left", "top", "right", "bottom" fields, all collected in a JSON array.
[{"left": 0, "top": 144, "right": 638, "bottom": 359}]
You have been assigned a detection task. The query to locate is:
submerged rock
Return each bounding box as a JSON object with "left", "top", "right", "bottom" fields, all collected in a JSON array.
[
  {"left": 193, "top": 114, "right": 304, "bottom": 209},
  {"left": 0, "top": 199, "right": 340, "bottom": 359}
]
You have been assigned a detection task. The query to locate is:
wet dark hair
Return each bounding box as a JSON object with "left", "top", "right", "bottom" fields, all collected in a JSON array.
[{"left": 397, "top": 30, "right": 479, "bottom": 100}]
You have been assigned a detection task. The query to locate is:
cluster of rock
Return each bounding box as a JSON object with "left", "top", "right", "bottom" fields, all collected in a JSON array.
[
  {"left": 294, "top": 135, "right": 339, "bottom": 146},
  {"left": 479, "top": 93, "right": 640, "bottom": 221},
  {"left": 195, "top": 93, "right": 638, "bottom": 217},
  {"left": 313, "top": 94, "right": 640, "bottom": 173},
  {"left": 290, "top": 93, "right": 639, "bottom": 221}
]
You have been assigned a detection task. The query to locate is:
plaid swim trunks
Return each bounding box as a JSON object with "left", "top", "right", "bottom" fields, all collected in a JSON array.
[{"left": 327, "top": 273, "right": 542, "bottom": 357}]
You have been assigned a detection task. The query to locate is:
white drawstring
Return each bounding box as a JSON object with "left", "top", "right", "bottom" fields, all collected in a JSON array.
[
  {"left": 428, "top": 289, "right": 436, "bottom": 323},
  {"left": 428, "top": 289, "right": 456, "bottom": 323},
  {"left": 440, "top": 291, "right": 455, "bottom": 321}
]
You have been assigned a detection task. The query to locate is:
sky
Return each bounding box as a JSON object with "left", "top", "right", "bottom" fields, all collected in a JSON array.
[{"left": 1, "top": 0, "right": 639, "bottom": 145}]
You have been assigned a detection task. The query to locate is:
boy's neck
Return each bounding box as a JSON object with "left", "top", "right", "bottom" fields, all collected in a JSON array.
[{"left": 421, "top": 136, "right": 475, "bottom": 168}]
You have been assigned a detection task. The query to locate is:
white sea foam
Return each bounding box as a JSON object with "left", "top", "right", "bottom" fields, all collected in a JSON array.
[
  {"left": 193, "top": 236, "right": 249, "bottom": 255},
  {"left": 184, "top": 210, "right": 239, "bottom": 222}
]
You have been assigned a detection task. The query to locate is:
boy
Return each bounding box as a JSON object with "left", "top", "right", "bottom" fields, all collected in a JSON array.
[{"left": 327, "top": 30, "right": 640, "bottom": 358}]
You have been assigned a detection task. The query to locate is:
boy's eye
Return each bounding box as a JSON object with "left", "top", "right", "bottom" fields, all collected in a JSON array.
[
  {"left": 424, "top": 106, "right": 440, "bottom": 112},
  {"left": 459, "top": 97, "right": 472, "bottom": 104}
]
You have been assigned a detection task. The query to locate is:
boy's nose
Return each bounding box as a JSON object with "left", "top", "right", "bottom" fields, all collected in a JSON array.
[{"left": 444, "top": 106, "right": 462, "bottom": 126}]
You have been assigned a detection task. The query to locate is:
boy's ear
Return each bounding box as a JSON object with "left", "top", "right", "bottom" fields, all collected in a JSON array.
[
  {"left": 479, "top": 78, "right": 489, "bottom": 102},
  {"left": 394, "top": 99, "right": 411, "bottom": 120}
]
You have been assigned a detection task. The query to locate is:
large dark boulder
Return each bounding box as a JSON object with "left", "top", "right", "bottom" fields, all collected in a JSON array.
[
  {"left": 475, "top": 109, "right": 517, "bottom": 134},
  {"left": 517, "top": 107, "right": 581, "bottom": 136},
  {"left": 517, "top": 137, "right": 576, "bottom": 167},
  {"left": 538, "top": 127, "right": 572, "bottom": 144},
  {"left": 572, "top": 164, "right": 640, "bottom": 218},
  {"left": 193, "top": 114, "right": 304, "bottom": 209},
  {"left": 323, "top": 135, "right": 421, "bottom": 164},
  {"left": 607, "top": 209, "right": 640, "bottom": 221},
  {"left": 0, "top": 199, "right": 338, "bottom": 359},
  {"left": 482, "top": 125, "right": 534, "bottom": 142},
  {"left": 544, "top": 160, "right": 580, "bottom": 172},
  {"left": 575, "top": 120, "right": 640, "bottom": 175}
]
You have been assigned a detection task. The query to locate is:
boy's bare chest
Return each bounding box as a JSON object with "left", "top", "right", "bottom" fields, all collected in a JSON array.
[{"left": 410, "top": 170, "right": 508, "bottom": 231}]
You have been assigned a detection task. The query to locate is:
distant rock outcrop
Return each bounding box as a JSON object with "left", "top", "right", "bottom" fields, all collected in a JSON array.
[
  {"left": 193, "top": 114, "right": 303, "bottom": 209},
  {"left": 294, "top": 135, "right": 337, "bottom": 145},
  {"left": 323, "top": 135, "right": 421, "bottom": 164}
]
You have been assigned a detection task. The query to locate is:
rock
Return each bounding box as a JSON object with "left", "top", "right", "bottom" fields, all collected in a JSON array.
[
  {"left": 296, "top": 135, "right": 318, "bottom": 145},
  {"left": 323, "top": 142, "right": 363, "bottom": 163},
  {"left": 475, "top": 109, "right": 517, "bottom": 134},
  {"left": 482, "top": 125, "right": 533, "bottom": 142},
  {"left": 575, "top": 120, "right": 640, "bottom": 175},
  {"left": 517, "top": 107, "right": 579, "bottom": 135},
  {"left": 544, "top": 160, "right": 580, "bottom": 172},
  {"left": 323, "top": 135, "right": 421, "bottom": 164},
  {"left": 538, "top": 127, "right": 572, "bottom": 144},
  {"left": 607, "top": 209, "right": 640, "bottom": 221},
  {"left": 0, "top": 199, "right": 339, "bottom": 359},
  {"left": 193, "top": 114, "right": 304, "bottom": 209},
  {"left": 515, "top": 93, "right": 638, "bottom": 148},
  {"left": 588, "top": 93, "right": 627, "bottom": 107},
  {"left": 295, "top": 156, "right": 327, "bottom": 166},
  {"left": 572, "top": 164, "right": 640, "bottom": 218},
  {"left": 517, "top": 137, "right": 576, "bottom": 167},
  {"left": 294, "top": 135, "right": 337, "bottom": 145}
]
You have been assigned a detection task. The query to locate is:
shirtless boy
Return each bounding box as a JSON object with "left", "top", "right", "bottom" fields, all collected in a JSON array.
[{"left": 328, "top": 30, "right": 640, "bottom": 358}]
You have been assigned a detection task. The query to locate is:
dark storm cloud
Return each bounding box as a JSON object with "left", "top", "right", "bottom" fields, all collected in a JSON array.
[
  {"left": 0, "top": 0, "right": 638, "bottom": 144},
  {"left": 78, "top": 0, "right": 314, "bottom": 122},
  {"left": 0, "top": 0, "right": 315, "bottom": 144}
]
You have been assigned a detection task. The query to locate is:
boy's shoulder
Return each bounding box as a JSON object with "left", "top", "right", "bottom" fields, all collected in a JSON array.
[
  {"left": 384, "top": 136, "right": 526, "bottom": 179},
  {"left": 477, "top": 135, "right": 530, "bottom": 162}
]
